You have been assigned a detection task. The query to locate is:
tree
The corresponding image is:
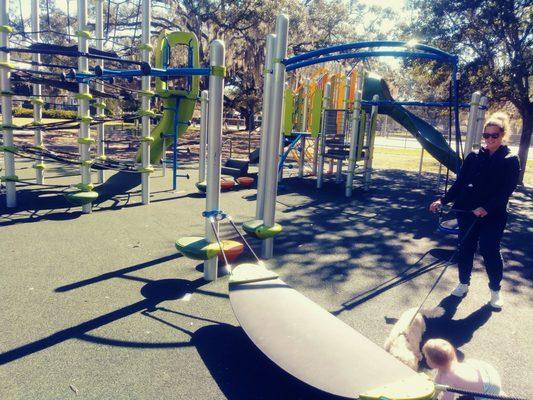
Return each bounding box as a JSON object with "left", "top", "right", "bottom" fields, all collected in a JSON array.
[{"left": 404, "top": 0, "right": 532, "bottom": 184}]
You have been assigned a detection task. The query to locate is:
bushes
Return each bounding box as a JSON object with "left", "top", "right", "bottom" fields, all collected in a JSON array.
[{"left": 12, "top": 107, "right": 78, "bottom": 119}]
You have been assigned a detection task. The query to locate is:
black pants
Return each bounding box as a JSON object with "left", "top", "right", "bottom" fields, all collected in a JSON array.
[{"left": 456, "top": 213, "right": 507, "bottom": 291}]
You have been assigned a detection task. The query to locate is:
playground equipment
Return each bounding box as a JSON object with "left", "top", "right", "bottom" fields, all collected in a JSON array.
[
  {"left": 278, "top": 45, "right": 491, "bottom": 201},
  {"left": 173, "top": 38, "right": 226, "bottom": 281},
  {"left": 226, "top": 17, "right": 507, "bottom": 399},
  {"left": 254, "top": 15, "right": 492, "bottom": 260},
  {"left": 0, "top": 0, "right": 222, "bottom": 211}
]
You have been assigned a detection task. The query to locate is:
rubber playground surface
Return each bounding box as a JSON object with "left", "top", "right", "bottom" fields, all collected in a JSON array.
[{"left": 1, "top": 160, "right": 531, "bottom": 399}]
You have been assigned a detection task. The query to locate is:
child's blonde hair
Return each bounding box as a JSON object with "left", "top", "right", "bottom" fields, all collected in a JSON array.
[
  {"left": 422, "top": 339, "right": 457, "bottom": 369},
  {"left": 484, "top": 112, "right": 511, "bottom": 142}
]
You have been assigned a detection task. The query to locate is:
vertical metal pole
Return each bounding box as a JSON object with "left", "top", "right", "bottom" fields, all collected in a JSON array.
[
  {"left": 345, "top": 90, "right": 362, "bottom": 197},
  {"left": 363, "top": 94, "right": 379, "bottom": 190},
  {"left": 140, "top": 0, "right": 152, "bottom": 204},
  {"left": 473, "top": 96, "right": 488, "bottom": 152},
  {"left": 95, "top": 0, "right": 105, "bottom": 184},
  {"left": 316, "top": 82, "right": 331, "bottom": 189},
  {"left": 298, "top": 78, "right": 309, "bottom": 178},
  {"left": 463, "top": 91, "right": 480, "bottom": 157},
  {"left": 417, "top": 147, "right": 424, "bottom": 187},
  {"left": 1, "top": 0, "right": 16, "bottom": 207},
  {"left": 452, "top": 62, "right": 461, "bottom": 167},
  {"left": 162, "top": 138, "right": 166, "bottom": 176},
  {"left": 31, "top": 0, "right": 44, "bottom": 184},
  {"left": 261, "top": 15, "right": 288, "bottom": 260},
  {"left": 198, "top": 90, "right": 209, "bottom": 183},
  {"left": 335, "top": 77, "right": 351, "bottom": 183},
  {"left": 77, "top": 0, "right": 92, "bottom": 213},
  {"left": 255, "top": 33, "right": 276, "bottom": 220},
  {"left": 204, "top": 40, "right": 225, "bottom": 281},
  {"left": 172, "top": 102, "right": 179, "bottom": 191}
]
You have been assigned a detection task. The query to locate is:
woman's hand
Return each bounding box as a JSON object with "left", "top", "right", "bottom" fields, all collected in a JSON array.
[
  {"left": 429, "top": 200, "right": 442, "bottom": 213},
  {"left": 472, "top": 207, "right": 488, "bottom": 218}
]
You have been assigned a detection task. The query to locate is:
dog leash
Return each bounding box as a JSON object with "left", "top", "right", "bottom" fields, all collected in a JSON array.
[{"left": 406, "top": 216, "right": 479, "bottom": 328}]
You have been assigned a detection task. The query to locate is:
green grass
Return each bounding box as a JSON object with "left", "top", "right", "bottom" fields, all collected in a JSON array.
[{"left": 373, "top": 146, "right": 532, "bottom": 187}]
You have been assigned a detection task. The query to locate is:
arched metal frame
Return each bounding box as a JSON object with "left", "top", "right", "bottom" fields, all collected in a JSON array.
[{"left": 281, "top": 40, "right": 462, "bottom": 166}]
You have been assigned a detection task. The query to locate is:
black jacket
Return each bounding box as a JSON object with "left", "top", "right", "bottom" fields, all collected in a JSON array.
[{"left": 442, "top": 145, "right": 520, "bottom": 216}]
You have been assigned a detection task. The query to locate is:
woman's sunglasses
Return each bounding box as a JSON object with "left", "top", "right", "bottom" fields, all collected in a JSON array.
[{"left": 482, "top": 133, "right": 501, "bottom": 139}]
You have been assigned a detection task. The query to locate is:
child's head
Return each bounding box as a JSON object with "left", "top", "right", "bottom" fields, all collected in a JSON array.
[{"left": 422, "top": 339, "right": 457, "bottom": 370}]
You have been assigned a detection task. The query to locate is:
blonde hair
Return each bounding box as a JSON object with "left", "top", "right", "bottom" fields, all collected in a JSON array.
[
  {"left": 484, "top": 112, "right": 511, "bottom": 142},
  {"left": 422, "top": 339, "right": 456, "bottom": 369}
]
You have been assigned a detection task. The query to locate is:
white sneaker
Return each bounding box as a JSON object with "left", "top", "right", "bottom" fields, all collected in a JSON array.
[
  {"left": 451, "top": 283, "right": 469, "bottom": 297},
  {"left": 490, "top": 290, "right": 503, "bottom": 309}
]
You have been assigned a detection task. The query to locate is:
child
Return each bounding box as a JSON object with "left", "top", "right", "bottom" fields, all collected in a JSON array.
[{"left": 422, "top": 339, "right": 502, "bottom": 400}]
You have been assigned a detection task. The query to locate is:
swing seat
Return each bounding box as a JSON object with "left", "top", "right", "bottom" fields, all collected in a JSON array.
[
  {"left": 63, "top": 190, "right": 99, "bottom": 206},
  {"left": 220, "top": 178, "right": 235, "bottom": 191},
  {"left": 195, "top": 179, "right": 236, "bottom": 193},
  {"left": 242, "top": 219, "right": 282, "bottom": 239},
  {"left": 176, "top": 237, "right": 245, "bottom": 261},
  {"left": 217, "top": 240, "right": 244, "bottom": 263},
  {"left": 195, "top": 181, "right": 207, "bottom": 193},
  {"left": 175, "top": 236, "right": 221, "bottom": 260},
  {"left": 236, "top": 176, "right": 254, "bottom": 188}
]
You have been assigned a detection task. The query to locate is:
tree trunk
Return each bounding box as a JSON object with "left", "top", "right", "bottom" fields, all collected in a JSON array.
[{"left": 517, "top": 105, "right": 532, "bottom": 185}]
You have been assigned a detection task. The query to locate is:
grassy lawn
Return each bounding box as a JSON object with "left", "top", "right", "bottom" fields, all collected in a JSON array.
[
  {"left": 7, "top": 118, "right": 532, "bottom": 187},
  {"left": 373, "top": 146, "right": 532, "bottom": 187}
]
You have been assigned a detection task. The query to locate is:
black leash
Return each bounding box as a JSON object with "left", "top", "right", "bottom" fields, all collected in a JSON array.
[
  {"left": 407, "top": 215, "right": 478, "bottom": 327},
  {"left": 436, "top": 384, "right": 528, "bottom": 400}
]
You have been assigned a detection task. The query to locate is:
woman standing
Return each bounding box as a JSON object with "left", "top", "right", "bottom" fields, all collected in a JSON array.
[{"left": 429, "top": 112, "right": 520, "bottom": 309}]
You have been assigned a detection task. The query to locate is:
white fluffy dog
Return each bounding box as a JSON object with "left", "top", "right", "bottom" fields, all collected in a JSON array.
[{"left": 384, "top": 307, "right": 444, "bottom": 371}]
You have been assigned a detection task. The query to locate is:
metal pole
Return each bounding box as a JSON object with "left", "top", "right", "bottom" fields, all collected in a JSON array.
[
  {"left": 139, "top": 0, "right": 152, "bottom": 204},
  {"left": 31, "top": 0, "right": 44, "bottom": 184},
  {"left": 463, "top": 91, "right": 480, "bottom": 156},
  {"left": 198, "top": 90, "right": 209, "bottom": 182},
  {"left": 1, "top": 0, "right": 16, "bottom": 207},
  {"left": 203, "top": 40, "right": 225, "bottom": 281},
  {"left": 255, "top": 33, "right": 276, "bottom": 219},
  {"left": 345, "top": 65, "right": 364, "bottom": 197},
  {"left": 452, "top": 63, "right": 461, "bottom": 166},
  {"left": 335, "top": 76, "right": 351, "bottom": 183},
  {"left": 261, "top": 15, "right": 288, "bottom": 260},
  {"left": 316, "top": 82, "right": 331, "bottom": 189},
  {"left": 77, "top": 0, "right": 92, "bottom": 213},
  {"left": 95, "top": 0, "right": 105, "bottom": 184},
  {"left": 473, "top": 96, "right": 488, "bottom": 152},
  {"left": 417, "top": 147, "right": 424, "bottom": 187},
  {"left": 345, "top": 90, "right": 362, "bottom": 197},
  {"left": 363, "top": 94, "right": 379, "bottom": 190},
  {"left": 298, "top": 78, "right": 309, "bottom": 178}
]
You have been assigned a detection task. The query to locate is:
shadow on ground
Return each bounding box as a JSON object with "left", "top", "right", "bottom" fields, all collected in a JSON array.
[{"left": 265, "top": 170, "right": 531, "bottom": 298}]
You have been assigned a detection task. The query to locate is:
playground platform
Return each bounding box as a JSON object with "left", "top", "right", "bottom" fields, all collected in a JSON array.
[{"left": 1, "top": 159, "right": 531, "bottom": 399}]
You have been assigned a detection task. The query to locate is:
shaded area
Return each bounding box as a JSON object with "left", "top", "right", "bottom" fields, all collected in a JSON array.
[
  {"left": 194, "top": 324, "right": 343, "bottom": 400},
  {"left": 270, "top": 171, "right": 531, "bottom": 293}
]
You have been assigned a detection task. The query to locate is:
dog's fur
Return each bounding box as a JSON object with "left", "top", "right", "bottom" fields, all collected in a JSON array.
[{"left": 384, "top": 307, "right": 444, "bottom": 371}]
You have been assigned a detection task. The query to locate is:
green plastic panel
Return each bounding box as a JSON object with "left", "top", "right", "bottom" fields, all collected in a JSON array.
[
  {"left": 310, "top": 88, "right": 323, "bottom": 138},
  {"left": 283, "top": 88, "right": 294, "bottom": 136},
  {"left": 137, "top": 30, "right": 200, "bottom": 164}
]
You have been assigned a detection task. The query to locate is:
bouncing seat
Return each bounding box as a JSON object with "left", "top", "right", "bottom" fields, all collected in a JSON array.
[
  {"left": 236, "top": 176, "right": 254, "bottom": 188},
  {"left": 242, "top": 219, "right": 282, "bottom": 239}
]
